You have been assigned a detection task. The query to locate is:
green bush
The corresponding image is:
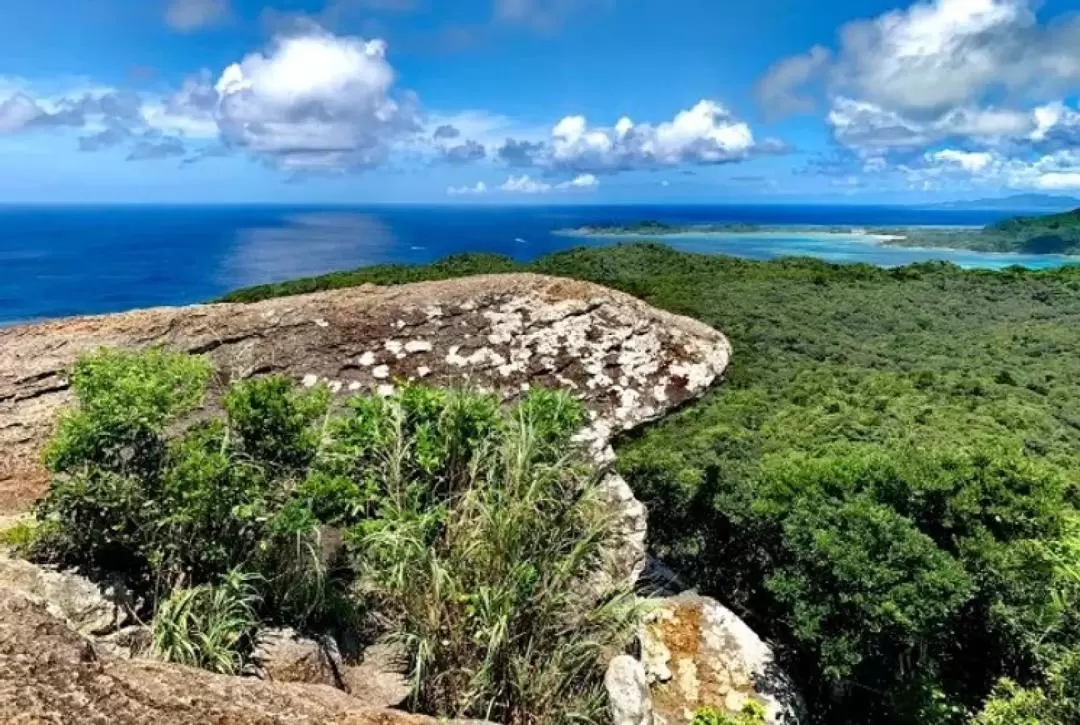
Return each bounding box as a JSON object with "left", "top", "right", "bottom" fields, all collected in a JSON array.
[
  {"left": 344, "top": 385, "right": 632, "bottom": 724},
  {"left": 33, "top": 347, "right": 632, "bottom": 724}
]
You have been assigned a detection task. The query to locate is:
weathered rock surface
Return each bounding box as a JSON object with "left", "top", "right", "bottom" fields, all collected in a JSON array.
[
  {"left": 0, "top": 554, "right": 130, "bottom": 637},
  {"left": 639, "top": 595, "right": 804, "bottom": 725},
  {"left": 0, "top": 588, "right": 484, "bottom": 725},
  {"left": 0, "top": 274, "right": 731, "bottom": 508},
  {"left": 0, "top": 274, "right": 731, "bottom": 591},
  {"left": 254, "top": 629, "right": 410, "bottom": 709},
  {"left": 606, "top": 654, "right": 654, "bottom": 725},
  {"left": 256, "top": 628, "right": 345, "bottom": 688},
  {"left": 0, "top": 274, "right": 734, "bottom": 723}
]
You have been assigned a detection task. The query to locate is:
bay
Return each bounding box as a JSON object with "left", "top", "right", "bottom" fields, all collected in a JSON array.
[{"left": 1, "top": 203, "right": 1076, "bottom": 324}]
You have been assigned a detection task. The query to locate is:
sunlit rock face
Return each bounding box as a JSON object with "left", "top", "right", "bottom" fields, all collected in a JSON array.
[{"left": 0, "top": 273, "right": 731, "bottom": 516}]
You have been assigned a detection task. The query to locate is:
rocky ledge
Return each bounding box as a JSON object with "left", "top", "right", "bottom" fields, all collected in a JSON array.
[{"left": 1, "top": 273, "right": 730, "bottom": 511}]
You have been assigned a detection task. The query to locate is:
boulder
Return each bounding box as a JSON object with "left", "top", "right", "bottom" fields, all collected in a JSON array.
[
  {"left": 0, "top": 588, "right": 485, "bottom": 725},
  {"left": 606, "top": 654, "right": 654, "bottom": 725},
  {"left": 0, "top": 274, "right": 732, "bottom": 590},
  {"left": 639, "top": 595, "right": 804, "bottom": 725}
]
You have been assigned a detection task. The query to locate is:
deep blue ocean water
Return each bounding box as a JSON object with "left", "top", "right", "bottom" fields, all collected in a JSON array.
[{"left": 2, "top": 203, "right": 1077, "bottom": 325}]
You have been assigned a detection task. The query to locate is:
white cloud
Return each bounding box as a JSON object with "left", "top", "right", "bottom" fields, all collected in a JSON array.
[
  {"left": 0, "top": 94, "right": 45, "bottom": 134},
  {"left": 495, "top": 172, "right": 600, "bottom": 193},
  {"left": 499, "top": 100, "right": 759, "bottom": 174},
  {"left": 166, "top": 0, "right": 230, "bottom": 31},
  {"left": 212, "top": 27, "right": 418, "bottom": 170},
  {"left": 446, "top": 180, "right": 488, "bottom": 195},
  {"left": 927, "top": 148, "right": 994, "bottom": 172},
  {"left": 766, "top": 0, "right": 1080, "bottom": 167},
  {"left": 907, "top": 146, "right": 1080, "bottom": 190},
  {"left": 563, "top": 172, "right": 598, "bottom": 188},
  {"left": 501, "top": 174, "right": 552, "bottom": 193}
]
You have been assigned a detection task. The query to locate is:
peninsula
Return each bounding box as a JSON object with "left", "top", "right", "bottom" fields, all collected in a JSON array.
[{"left": 565, "top": 207, "right": 1080, "bottom": 255}]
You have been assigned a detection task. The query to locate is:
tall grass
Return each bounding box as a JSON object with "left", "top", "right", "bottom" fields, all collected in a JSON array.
[{"left": 353, "top": 389, "right": 640, "bottom": 725}]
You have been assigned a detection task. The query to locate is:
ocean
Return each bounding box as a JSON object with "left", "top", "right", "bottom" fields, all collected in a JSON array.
[{"left": 1, "top": 203, "right": 1076, "bottom": 325}]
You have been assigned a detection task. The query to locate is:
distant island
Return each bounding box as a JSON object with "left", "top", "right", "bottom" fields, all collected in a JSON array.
[
  {"left": 565, "top": 207, "right": 1080, "bottom": 255},
  {"left": 918, "top": 193, "right": 1080, "bottom": 211}
]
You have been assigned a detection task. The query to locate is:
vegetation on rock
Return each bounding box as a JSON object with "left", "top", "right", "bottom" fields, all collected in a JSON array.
[
  {"left": 29, "top": 347, "right": 633, "bottom": 725},
  {"left": 223, "top": 242, "right": 1080, "bottom": 723}
]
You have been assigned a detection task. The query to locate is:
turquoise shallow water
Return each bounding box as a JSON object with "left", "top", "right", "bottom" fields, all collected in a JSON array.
[{"left": 582, "top": 230, "right": 1080, "bottom": 271}]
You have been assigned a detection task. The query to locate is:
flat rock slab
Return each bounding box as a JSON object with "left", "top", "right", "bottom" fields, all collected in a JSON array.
[{"left": 0, "top": 273, "right": 731, "bottom": 512}]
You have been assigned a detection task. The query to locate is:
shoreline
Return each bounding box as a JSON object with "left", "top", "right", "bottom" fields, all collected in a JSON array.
[{"left": 556, "top": 226, "right": 1080, "bottom": 258}]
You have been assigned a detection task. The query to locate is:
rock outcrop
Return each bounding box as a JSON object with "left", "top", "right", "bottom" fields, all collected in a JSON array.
[
  {"left": 0, "top": 274, "right": 731, "bottom": 588},
  {"left": 0, "top": 274, "right": 738, "bottom": 723},
  {"left": 0, "top": 274, "right": 729, "bottom": 495},
  {"left": 0, "top": 588, "right": 476, "bottom": 725},
  {"left": 606, "top": 654, "right": 654, "bottom": 725},
  {"left": 637, "top": 595, "right": 804, "bottom": 725}
]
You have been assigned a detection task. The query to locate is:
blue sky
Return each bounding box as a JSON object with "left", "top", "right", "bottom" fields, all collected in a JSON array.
[{"left": 5, "top": 0, "right": 1080, "bottom": 203}]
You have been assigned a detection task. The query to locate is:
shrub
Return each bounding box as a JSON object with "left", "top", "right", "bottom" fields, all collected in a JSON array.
[
  {"left": 33, "top": 347, "right": 633, "bottom": 724},
  {"left": 347, "top": 387, "right": 635, "bottom": 725}
]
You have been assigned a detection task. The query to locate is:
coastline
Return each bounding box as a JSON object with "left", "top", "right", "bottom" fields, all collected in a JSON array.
[{"left": 556, "top": 225, "right": 1080, "bottom": 258}]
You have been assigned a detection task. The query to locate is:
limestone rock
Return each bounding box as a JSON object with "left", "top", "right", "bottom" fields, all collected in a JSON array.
[
  {"left": 639, "top": 595, "right": 804, "bottom": 725},
  {"left": 606, "top": 654, "right": 654, "bottom": 725},
  {"left": 253, "top": 629, "right": 409, "bottom": 708},
  {"left": 0, "top": 588, "right": 482, "bottom": 725}
]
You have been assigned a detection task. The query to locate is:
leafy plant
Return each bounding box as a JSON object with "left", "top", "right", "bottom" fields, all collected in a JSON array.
[
  {"left": 691, "top": 702, "right": 768, "bottom": 725},
  {"left": 152, "top": 568, "right": 263, "bottom": 675}
]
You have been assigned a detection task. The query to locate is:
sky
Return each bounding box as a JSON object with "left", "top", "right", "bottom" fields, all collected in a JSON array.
[{"left": 7, "top": 0, "right": 1080, "bottom": 203}]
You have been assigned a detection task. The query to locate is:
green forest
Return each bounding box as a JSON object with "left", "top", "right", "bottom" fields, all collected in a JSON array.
[{"left": 222, "top": 242, "right": 1080, "bottom": 723}]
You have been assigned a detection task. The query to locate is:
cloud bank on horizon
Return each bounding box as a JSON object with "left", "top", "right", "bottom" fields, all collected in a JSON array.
[{"left": 7, "top": 0, "right": 1080, "bottom": 201}]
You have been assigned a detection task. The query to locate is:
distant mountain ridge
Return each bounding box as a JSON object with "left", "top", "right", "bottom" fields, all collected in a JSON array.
[{"left": 921, "top": 194, "right": 1080, "bottom": 211}]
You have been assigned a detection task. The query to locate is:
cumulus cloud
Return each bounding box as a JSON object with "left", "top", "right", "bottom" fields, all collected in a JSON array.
[
  {"left": 563, "top": 172, "right": 598, "bottom": 188},
  {"left": 446, "top": 180, "right": 488, "bottom": 196},
  {"left": 439, "top": 139, "right": 486, "bottom": 165},
  {"left": 755, "top": 46, "right": 831, "bottom": 118},
  {"left": 500, "top": 174, "right": 552, "bottom": 193},
  {"left": 497, "top": 173, "right": 600, "bottom": 193},
  {"left": 211, "top": 27, "right": 419, "bottom": 170},
  {"left": 165, "top": 0, "right": 230, "bottom": 31},
  {"left": 762, "top": 0, "right": 1080, "bottom": 170},
  {"left": 495, "top": 100, "right": 761, "bottom": 175},
  {"left": 902, "top": 145, "right": 1080, "bottom": 190}
]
